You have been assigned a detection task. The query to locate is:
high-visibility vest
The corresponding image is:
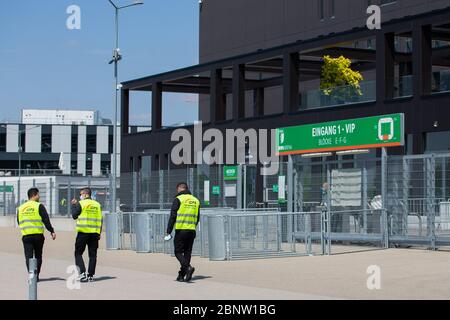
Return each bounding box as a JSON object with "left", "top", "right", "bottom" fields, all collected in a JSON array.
[
  {"left": 77, "top": 199, "right": 102, "bottom": 234},
  {"left": 175, "top": 194, "right": 200, "bottom": 231},
  {"left": 18, "top": 200, "right": 44, "bottom": 236}
]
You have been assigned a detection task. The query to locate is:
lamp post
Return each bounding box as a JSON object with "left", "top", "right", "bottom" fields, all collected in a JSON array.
[{"left": 107, "top": 0, "right": 143, "bottom": 213}]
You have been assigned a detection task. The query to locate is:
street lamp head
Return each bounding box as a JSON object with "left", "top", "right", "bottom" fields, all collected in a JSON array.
[{"left": 133, "top": 0, "right": 144, "bottom": 4}]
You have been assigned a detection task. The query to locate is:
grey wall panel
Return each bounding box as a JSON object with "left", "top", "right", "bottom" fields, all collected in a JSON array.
[
  {"left": 6, "top": 125, "right": 19, "bottom": 153},
  {"left": 96, "top": 126, "right": 109, "bottom": 154},
  {"left": 25, "top": 125, "right": 42, "bottom": 153},
  {"left": 77, "top": 153, "right": 86, "bottom": 176},
  {"left": 92, "top": 153, "right": 101, "bottom": 177},
  {"left": 51, "top": 126, "right": 71, "bottom": 153}
]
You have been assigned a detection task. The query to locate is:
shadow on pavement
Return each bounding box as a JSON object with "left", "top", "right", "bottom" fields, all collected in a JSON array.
[
  {"left": 39, "top": 277, "right": 66, "bottom": 283},
  {"left": 92, "top": 276, "right": 117, "bottom": 282},
  {"left": 188, "top": 275, "right": 212, "bottom": 282}
]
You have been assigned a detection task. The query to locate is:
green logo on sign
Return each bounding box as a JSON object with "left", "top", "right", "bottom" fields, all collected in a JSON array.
[
  {"left": 212, "top": 186, "right": 221, "bottom": 195},
  {"left": 223, "top": 166, "right": 238, "bottom": 181}
]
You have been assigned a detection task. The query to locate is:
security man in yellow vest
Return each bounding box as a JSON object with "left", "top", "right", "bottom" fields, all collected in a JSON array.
[
  {"left": 71, "top": 187, "right": 102, "bottom": 282},
  {"left": 166, "top": 182, "right": 200, "bottom": 282},
  {"left": 17, "top": 188, "right": 56, "bottom": 281}
]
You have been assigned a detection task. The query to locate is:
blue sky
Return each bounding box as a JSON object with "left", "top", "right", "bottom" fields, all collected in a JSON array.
[{"left": 0, "top": 0, "right": 200, "bottom": 125}]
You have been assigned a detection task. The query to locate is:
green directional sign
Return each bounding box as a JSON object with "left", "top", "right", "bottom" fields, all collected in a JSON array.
[
  {"left": 276, "top": 113, "right": 404, "bottom": 155},
  {"left": 212, "top": 186, "right": 221, "bottom": 195},
  {"left": 0, "top": 185, "right": 13, "bottom": 193},
  {"left": 223, "top": 166, "right": 238, "bottom": 181}
]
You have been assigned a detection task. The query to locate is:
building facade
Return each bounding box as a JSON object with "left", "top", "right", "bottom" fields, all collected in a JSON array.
[
  {"left": 0, "top": 110, "right": 150, "bottom": 177},
  {"left": 120, "top": 1, "right": 450, "bottom": 206}
]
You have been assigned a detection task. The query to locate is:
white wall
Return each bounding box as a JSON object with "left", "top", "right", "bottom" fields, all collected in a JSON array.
[
  {"left": 25, "top": 125, "right": 42, "bottom": 153},
  {"left": 92, "top": 153, "right": 101, "bottom": 177},
  {"left": 6, "top": 125, "right": 18, "bottom": 153},
  {"left": 77, "top": 126, "right": 86, "bottom": 154},
  {"left": 51, "top": 126, "right": 71, "bottom": 153},
  {"left": 77, "top": 153, "right": 86, "bottom": 176},
  {"left": 96, "top": 126, "right": 109, "bottom": 154}
]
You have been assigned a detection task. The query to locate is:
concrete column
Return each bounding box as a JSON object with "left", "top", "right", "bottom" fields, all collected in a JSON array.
[
  {"left": 413, "top": 24, "right": 432, "bottom": 98},
  {"left": 152, "top": 82, "right": 163, "bottom": 130},
  {"left": 376, "top": 31, "right": 395, "bottom": 101},
  {"left": 121, "top": 89, "right": 130, "bottom": 135},
  {"left": 283, "top": 52, "right": 299, "bottom": 114},
  {"left": 210, "top": 69, "right": 226, "bottom": 122},
  {"left": 232, "top": 64, "right": 245, "bottom": 120}
]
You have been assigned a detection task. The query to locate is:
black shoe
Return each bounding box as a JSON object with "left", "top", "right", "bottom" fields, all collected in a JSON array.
[
  {"left": 176, "top": 271, "right": 185, "bottom": 282},
  {"left": 36, "top": 275, "right": 40, "bottom": 283},
  {"left": 185, "top": 266, "right": 195, "bottom": 282}
]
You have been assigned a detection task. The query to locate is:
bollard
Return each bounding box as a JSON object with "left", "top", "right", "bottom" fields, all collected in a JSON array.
[{"left": 28, "top": 258, "right": 37, "bottom": 300}]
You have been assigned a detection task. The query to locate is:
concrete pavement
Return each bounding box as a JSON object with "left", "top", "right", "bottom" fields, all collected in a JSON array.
[{"left": 0, "top": 227, "right": 449, "bottom": 300}]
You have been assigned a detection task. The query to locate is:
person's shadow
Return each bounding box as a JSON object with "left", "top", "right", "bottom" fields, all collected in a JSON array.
[
  {"left": 185, "top": 275, "right": 212, "bottom": 283},
  {"left": 39, "top": 277, "right": 66, "bottom": 283},
  {"left": 91, "top": 276, "right": 117, "bottom": 282}
]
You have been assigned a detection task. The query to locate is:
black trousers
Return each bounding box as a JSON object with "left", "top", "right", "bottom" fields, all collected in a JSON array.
[
  {"left": 22, "top": 234, "right": 45, "bottom": 275},
  {"left": 74, "top": 232, "right": 99, "bottom": 276},
  {"left": 174, "top": 230, "right": 196, "bottom": 274}
]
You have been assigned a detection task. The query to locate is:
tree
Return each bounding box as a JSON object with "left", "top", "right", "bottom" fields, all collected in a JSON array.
[{"left": 320, "top": 55, "right": 364, "bottom": 102}]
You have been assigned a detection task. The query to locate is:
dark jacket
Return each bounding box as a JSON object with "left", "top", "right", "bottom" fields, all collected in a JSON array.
[
  {"left": 166, "top": 190, "right": 200, "bottom": 234},
  {"left": 17, "top": 203, "right": 54, "bottom": 234}
]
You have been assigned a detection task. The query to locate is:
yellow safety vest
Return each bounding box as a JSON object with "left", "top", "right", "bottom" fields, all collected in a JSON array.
[
  {"left": 77, "top": 199, "right": 102, "bottom": 234},
  {"left": 175, "top": 194, "right": 200, "bottom": 231},
  {"left": 18, "top": 200, "right": 44, "bottom": 236}
]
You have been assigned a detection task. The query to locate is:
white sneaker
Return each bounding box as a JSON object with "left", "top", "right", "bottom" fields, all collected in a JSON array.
[{"left": 77, "top": 272, "right": 88, "bottom": 282}]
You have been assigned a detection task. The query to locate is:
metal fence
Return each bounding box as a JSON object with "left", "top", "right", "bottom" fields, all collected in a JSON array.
[
  {"left": 113, "top": 153, "right": 450, "bottom": 257},
  {"left": 105, "top": 208, "right": 388, "bottom": 261},
  {"left": 0, "top": 175, "right": 115, "bottom": 217}
]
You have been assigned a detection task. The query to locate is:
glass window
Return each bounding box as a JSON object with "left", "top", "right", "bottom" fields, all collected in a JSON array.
[
  {"left": 0, "top": 127, "right": 6, "bottom": 152},
  {"left": 426, "top": 131, "right": 450, "bottom": 153},
  {"left": 86, "top": 126, "right": 96, "bottom": 153}
]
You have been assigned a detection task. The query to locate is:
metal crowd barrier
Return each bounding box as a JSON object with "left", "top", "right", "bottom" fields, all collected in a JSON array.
[{"left": 105, "top": 207, "right": 450, "bottom": 260}]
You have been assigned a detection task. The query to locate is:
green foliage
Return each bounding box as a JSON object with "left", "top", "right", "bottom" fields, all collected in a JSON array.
[{"left": 320, "top": 55, "right": 364, "bottom": 100}]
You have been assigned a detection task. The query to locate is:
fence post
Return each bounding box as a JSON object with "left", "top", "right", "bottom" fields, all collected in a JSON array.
[
  {"left": 28, "top": 258, "right": 37, "bottom": 300},
  {"left": 426, "top": 155, "right": 436, "bottom": 250},
  {"left": 263, "top": 163, "right": 267, "bottom": 208},
  {"left": 49, "top": 178, "right": 53, "bottom": 217},
  {"left": 132, "top": 172, "right": 138, "bottom": 212},
  {"left": 159, "top": 170, "right": 164, "bottom": 210},
  {"left": 362, "top": 162, "right": 368, "bottom": 234},
  {"left": 287, "top": 157, "right": 294, "bottom": 250},
  {"left": 243, "top": 165, "right": 247, "bottom": 210},
  {"left": 17, "top": 177, "right": 21, "bottom": 207},
  {"left": 3, "top": 181, "right": 6, "bottom": 216},
  {"left": 67, "top": 178, "right": 72, "bottom": 218},
  {"left": 381, "top": 147, "right": 389, "bottom": 248},
  {"left": 402, "top": 157, "right": 410, "bottom": 236},
  {"left": 443, "top": 157, "right": 447, "bottom": 201},
  {"left": 237, "top": 165, "right": 242, "bottom": 209},
  {"left": 326, "top": 166, "right": 331, "bottom": 255}
]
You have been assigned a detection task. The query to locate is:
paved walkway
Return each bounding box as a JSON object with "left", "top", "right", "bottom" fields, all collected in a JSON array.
[{"left": 0, "top": 227, "right": 449, "bottom": 300}]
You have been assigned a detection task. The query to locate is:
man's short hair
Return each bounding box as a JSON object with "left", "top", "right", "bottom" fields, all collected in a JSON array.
[
  {"left": 176, "top": 182, "right": 188, "bottom": 190},
  {"left": 28, "top": 188, "right": 39, "bottom": 199},
  {"left": 81, "top": 187, "right": 92, "bottom": 196}
]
